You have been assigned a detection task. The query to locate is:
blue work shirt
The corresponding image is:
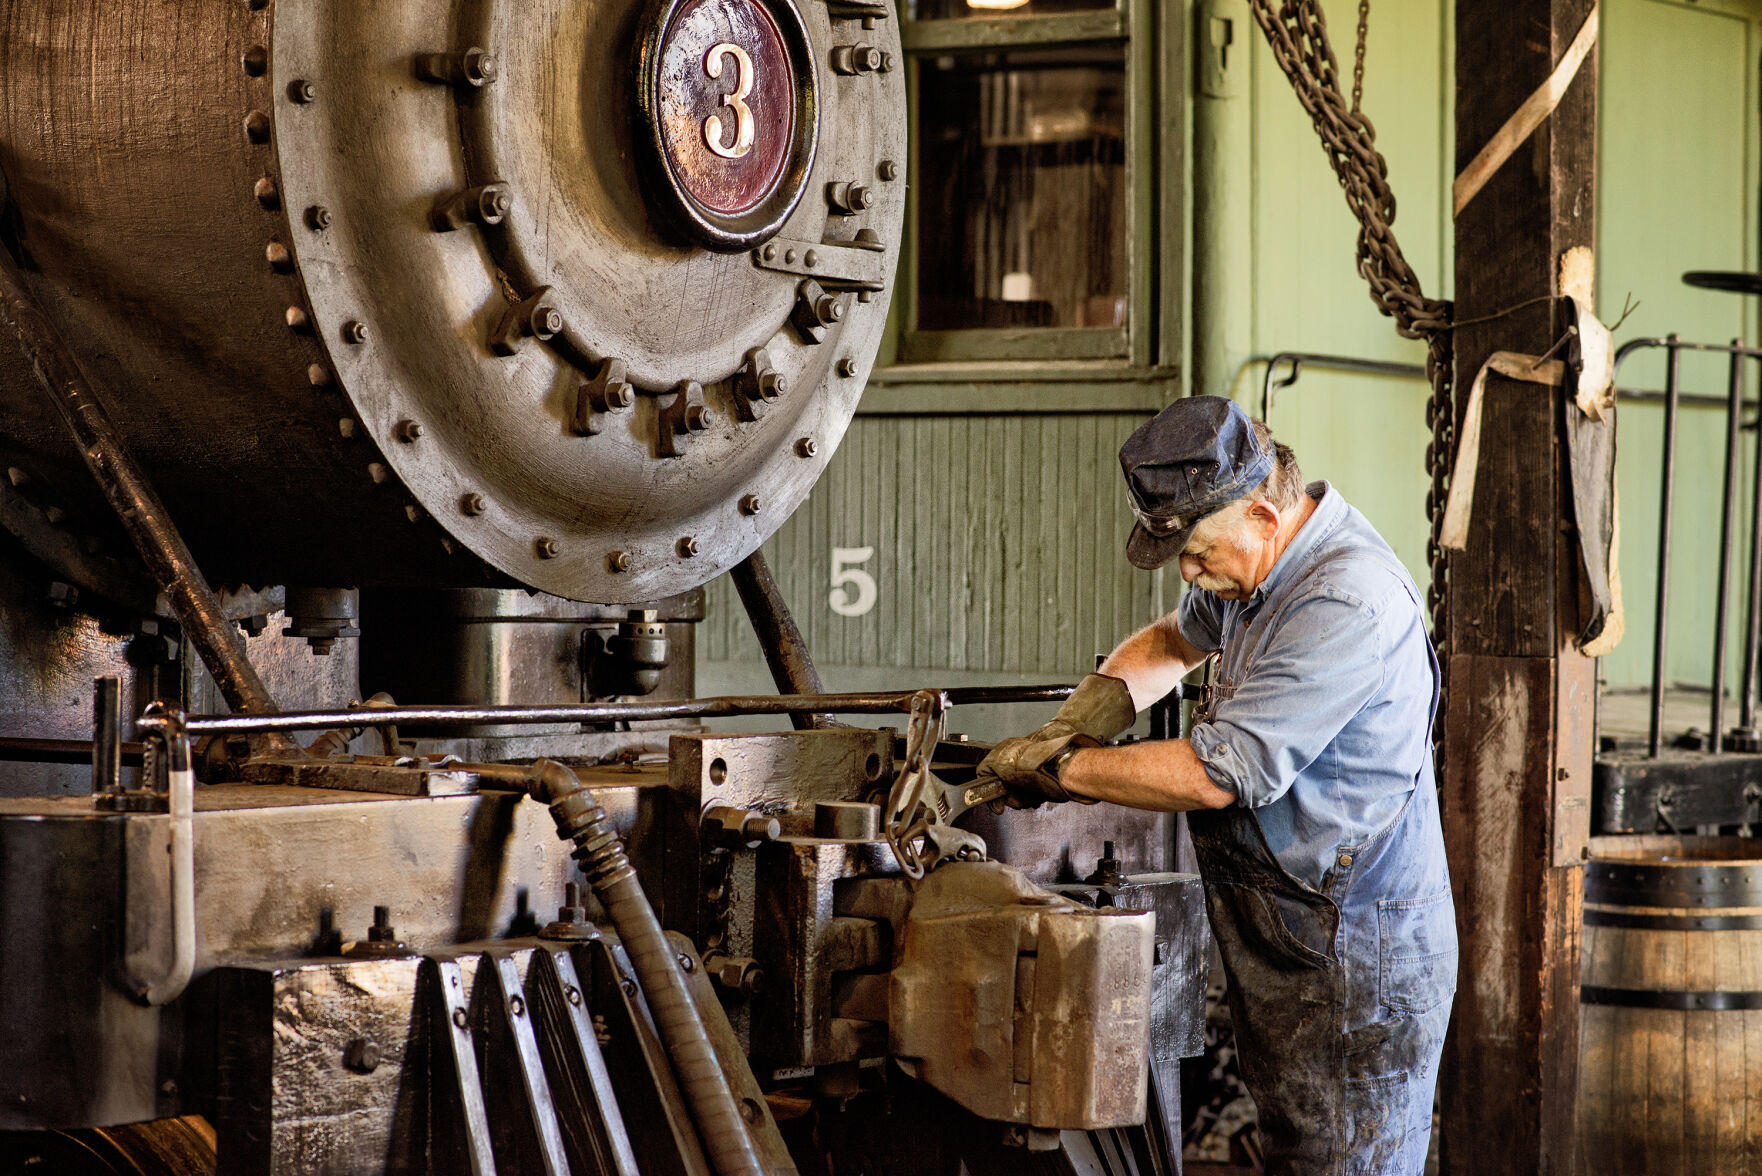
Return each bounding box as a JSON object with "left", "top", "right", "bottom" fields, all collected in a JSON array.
[{"left": 1177, "top": 481, "right": 1439, "bottom": 889}]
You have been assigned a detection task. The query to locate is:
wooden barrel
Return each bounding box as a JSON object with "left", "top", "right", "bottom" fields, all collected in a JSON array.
[{"left": 1578, "top": 844, "right": 1762, "bottom": 1175}]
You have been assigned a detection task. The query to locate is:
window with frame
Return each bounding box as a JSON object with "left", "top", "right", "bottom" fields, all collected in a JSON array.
[{"left": 897, "top": 0, "right": 1148, "bottom": 367}]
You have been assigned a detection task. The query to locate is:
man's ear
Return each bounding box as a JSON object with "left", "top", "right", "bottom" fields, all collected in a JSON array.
[{"left": 1247, "top": 498, "right": 1281, "bottom": 539}]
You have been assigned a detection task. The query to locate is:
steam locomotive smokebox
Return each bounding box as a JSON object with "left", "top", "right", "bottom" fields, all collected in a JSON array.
[{"left": 0, "top": 0, "right": 902, "bottom": 603}]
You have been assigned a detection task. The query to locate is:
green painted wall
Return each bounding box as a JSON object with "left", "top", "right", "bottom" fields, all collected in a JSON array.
[
  {"left": 701, "top": 0, "right": 1762, "bottom": 726},
  {"left": 1597, "top": 0, "right": 1761, "bottom": 695}
]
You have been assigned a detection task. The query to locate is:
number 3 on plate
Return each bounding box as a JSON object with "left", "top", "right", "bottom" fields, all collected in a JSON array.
[{"left": 703, "top": 43, "right": 756, "bottom": 160}]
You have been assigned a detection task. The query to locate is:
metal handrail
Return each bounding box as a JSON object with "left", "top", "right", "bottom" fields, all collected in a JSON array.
[{"left": 1257, "top": 351, "right": 1428, "bottom": 420}]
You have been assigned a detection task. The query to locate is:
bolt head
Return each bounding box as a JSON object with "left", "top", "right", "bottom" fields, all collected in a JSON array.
[
  {"left": 861, "top": 46, "right": 882, "bottom": 70},
  {"left": 739, "top": 493, "right": 762, "bottom": 516},
  {"left": 536, "top": 537, "right": 559, "bottom": 559},
  {"left": 465, "top": 49, "right": 499, "bottom": 85},
  {"left": 288, "top": 79, "right": 316, "bottom": 103},
  {"left": 460, "top": 493, "right": 487, "bottom": 516},
  {"left": 850, "top": 185, "right": 872, "bottom": 209},
  {"left": 836, "top": 357, "right": 858, "bottom": 378},
  {"left": 395, "top": 419, "right": 423, "bottom": 442},
  {"left": 795, "top": 437, "right": 818, "bottom": 458},
  {"left": 342, "top": 320, "right": 369, "bottom": 345},
  {"left": 306, "top": 205, "right": 332, "bottom": 230},
  {"left": 533, "top": 306, "right": 563, "bottom": 338},
  {"left": 878, "top": 159, "right": 898, "bottom": 182},
  {"left": 342, "top": 1038, "right": 381, "bottom": 1074},
  {"left": 607, "top": 383, "right": 634, "bottom": 409},
  {"left": 684, "top": 404, "right": 714, "bottom": 431},
  {"left": 678, "top": 953, "right": 696, "bottom": 973},
  {"left": 452, "top": 1008, "right": 469, "bottom": 1029},
  {"left": 677, "top": 536, "right": 700, "bottom": 558},
  {"left": 608, "top": 550, "right": 632, "bottom": 572}
]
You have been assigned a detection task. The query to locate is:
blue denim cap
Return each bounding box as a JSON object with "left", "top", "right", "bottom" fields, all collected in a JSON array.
[{"left": 1119, "top": 395, "right": 1274, "bottom": 570}]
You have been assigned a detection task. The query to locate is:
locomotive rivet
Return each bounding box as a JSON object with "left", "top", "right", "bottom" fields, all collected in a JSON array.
[
  {"left": 242, "top": 46, "right": 269, "bottom": 76},
  {"left": 677, "top": 536, "right": 699, "bottom": 558},
  {"left": 566, "top": 986, "right": 583, "bottom": 1007},
  {"left": 795, "top": 437, "right": 817, "bottom": 458},
  {"left": 459, "top": 493, "right": 487, "bottom": 516},
  {"left": 739, "top": 494, "right": 762, "bottom": 516},
  {"left": 394, "top": 419, "right": 423, "bottom": 443},
  {"left": 452, "top": 1008, "right": 469, "bottom": 1030},
  {"left": 305, "top": 205, "right": 332, "bottom": 231},
  {"left": 285, "top": 306, "right": 312, "bottom": 333},
  {"left": 405, "top": 504, "right": 424, "bottom": 523},
  {"left": 607, "top": 550, "right": 631, "bottom": 573},
  {"left": 784, "top": 249, "right": 797, "bottom": 264},
  {"left": 878, "top": 159, "right": 898, "bottom": 181},
  {"left": 342, "top": 320, "right": 369, "bottom": 345},
  {"left": 244, "top": 111, "right": 271, "bottom": 144},
  {"left": 338, "top": 418, "right": 357, "bottom": 439},
  {"left": 836, "top": 357, "right": 857, "bottom": 378},
  {"left": 287, "top": 79, "right": 316, "bottom": 104},
  {"left": 804, "top": 250, "right": 817, "bottom": 268},
  {"left": 265, "top": 241, "right": 293, "bottom": 272},
  {"left": 678, "top": 953, "right": 696, "bottom": 973},
  {"left": 248, "top": 0, "right": 268, "bottom": 9},
  {"left": 536, "top": 537, "right": 559, "bottom": 559},
  {"left": 253, "top": 176, "right": 281, "bottom": 210},
  {"left": 367, "top": 463, "right": 389, "bottom": 484},
  {"left": 307, "top": 364, "right": 332, "bottom": 387},
  {"left": 509, "top": 995, "right": 526, "bottom": 1017},
  {"left": 763, "top": 244, "right": 777, "bottom": 261}
]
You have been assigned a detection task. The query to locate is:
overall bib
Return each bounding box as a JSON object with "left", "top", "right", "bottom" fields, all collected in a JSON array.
[{"left": 1186, "top": 554, "right": 1455, "bottom": 1176}]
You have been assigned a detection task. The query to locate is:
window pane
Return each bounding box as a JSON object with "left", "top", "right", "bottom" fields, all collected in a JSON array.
[
  {"left": 915, "top": 49, "right": 1128, "bottom": 334},
  {"left": 910, "top": 0, "right": 1114, "bottom": 21}
]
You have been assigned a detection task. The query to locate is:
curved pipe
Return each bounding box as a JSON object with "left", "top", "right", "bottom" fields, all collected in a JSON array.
[
  {"left": 526, "top": 759, "right": 764, "bottom": 1176},
  {"left": 126, "top": 702, "right": 196, "bottom": 1007}
]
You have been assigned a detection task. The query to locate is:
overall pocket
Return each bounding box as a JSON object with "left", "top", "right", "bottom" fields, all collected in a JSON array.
[
  {"left": 1208, "top": 880, "right": 1334, "bottom": 971},
  {"left": 1377, "top": 890, "right": 1458, "bottom": 1014}
]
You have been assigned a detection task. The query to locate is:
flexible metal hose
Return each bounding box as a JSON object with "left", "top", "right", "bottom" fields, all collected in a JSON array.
[{"left": 526, "top": 759, "right": 765, "bottom": 1176}]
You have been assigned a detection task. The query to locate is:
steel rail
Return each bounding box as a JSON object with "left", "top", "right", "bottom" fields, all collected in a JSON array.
[{"left": 176, "top": 685, "right": 1078, "bottom": 736}]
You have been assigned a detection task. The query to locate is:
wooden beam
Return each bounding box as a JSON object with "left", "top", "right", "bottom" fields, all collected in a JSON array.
[{"left": 1446, "top": 1, "right": 1597, "bottom": 1172}]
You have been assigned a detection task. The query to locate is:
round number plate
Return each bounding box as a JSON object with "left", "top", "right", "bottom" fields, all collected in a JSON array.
[{"left": 637, "top": 0, "right": 818, "bottom": 250}]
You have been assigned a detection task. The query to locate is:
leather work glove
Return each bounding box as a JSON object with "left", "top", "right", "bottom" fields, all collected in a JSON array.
[
  {"left": 981, "top": 730, "right": 1104, "bottom": 806},
  {"left": 975, "top": 673, "right": 1136, "bottom": 807}
]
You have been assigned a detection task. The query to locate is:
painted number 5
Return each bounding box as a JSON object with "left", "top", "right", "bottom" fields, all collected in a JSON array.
[
  {"left": 703, "top": 42, "right": 755, "bottom": 160},
  {"left": 829, "top": 547, "right": 877, "bottom": 618}
]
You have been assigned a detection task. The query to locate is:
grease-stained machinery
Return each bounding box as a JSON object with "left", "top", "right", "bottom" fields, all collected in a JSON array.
[{"left": 0, "top": 2, "right": 1207, "bottom": 1172}]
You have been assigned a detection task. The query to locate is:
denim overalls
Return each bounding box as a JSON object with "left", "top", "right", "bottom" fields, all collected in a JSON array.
[{"left": 1181, "top": 489, "right": 1456, "bottom": 1176}]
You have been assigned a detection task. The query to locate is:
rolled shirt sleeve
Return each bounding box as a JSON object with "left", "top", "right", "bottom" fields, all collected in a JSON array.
[{"left": 1188, "top": 587, "right": 1388, "bottom": 808}]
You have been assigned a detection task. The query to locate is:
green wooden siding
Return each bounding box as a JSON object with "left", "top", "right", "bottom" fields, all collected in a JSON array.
[{"left": 701, "top": 413, "right": 1164, "bottom": 678}]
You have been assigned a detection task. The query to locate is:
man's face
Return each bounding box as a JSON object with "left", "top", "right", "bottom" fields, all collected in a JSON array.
[{"left": 1178, "top": 502, "right": 1277, "bottom": 600}]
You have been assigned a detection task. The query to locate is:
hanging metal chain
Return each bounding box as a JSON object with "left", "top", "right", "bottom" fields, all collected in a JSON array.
[
  {"left": 1350, "top": 0, "right": 1369, "bottom": 114},
  {"left": 1243, "top": 0, "right": 1455, "bottom": 782}
]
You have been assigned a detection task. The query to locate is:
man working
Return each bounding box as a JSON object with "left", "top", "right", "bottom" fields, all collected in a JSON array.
[{"left": 978, "top": 395, "right": 1456, "bottom": 1175}]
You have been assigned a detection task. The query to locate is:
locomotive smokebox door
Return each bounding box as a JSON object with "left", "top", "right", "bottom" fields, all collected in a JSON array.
[{"left": 0, "top": 0, "right": 904, "bottom": 605}]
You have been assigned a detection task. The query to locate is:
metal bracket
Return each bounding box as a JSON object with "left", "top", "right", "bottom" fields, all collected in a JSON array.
[
  {"left": 490, "top": 287, "right": 564, "bottom": 357},
  {"left": 422, "top": 957, "right": 498, "bottom": 1175},
  {"left": 754, "top": 237, "right": 887, "bottom": 292},
  {"left": 732, "top": 348, "right": 787, "bottom": 421},
  {"left": 655, "top": 381, "right": 715, "bottom": 458},
  {"left": 574, "top": 358, "right": 635, "bottom": 436},
  {"left": 530, "top": 947, "right": 642, "bottom": 1176},
  {"left": 475, "top": 952, "right": 571, "bottom": 1176}
]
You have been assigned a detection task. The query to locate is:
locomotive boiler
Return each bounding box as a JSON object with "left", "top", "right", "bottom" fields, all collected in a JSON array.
[{"left": 0, "top": 1, "right": 1207, "bottom": 1172}]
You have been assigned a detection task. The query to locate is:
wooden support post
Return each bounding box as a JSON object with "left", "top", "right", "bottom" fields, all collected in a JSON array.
[{"left": 1446, "top": 1, "right": 1597, "bottom": 1173}]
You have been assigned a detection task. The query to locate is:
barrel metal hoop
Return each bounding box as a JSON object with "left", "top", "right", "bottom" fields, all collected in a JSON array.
[
  {"left": 1584, "top": 860, "right": 1762, "bottom": 907},
  {"left": 1580, "top": 985, "right": 1762, "bottom": 1011},
  {"left": 1584, "top": 909, "right": 1762, "bottom": 931}
]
